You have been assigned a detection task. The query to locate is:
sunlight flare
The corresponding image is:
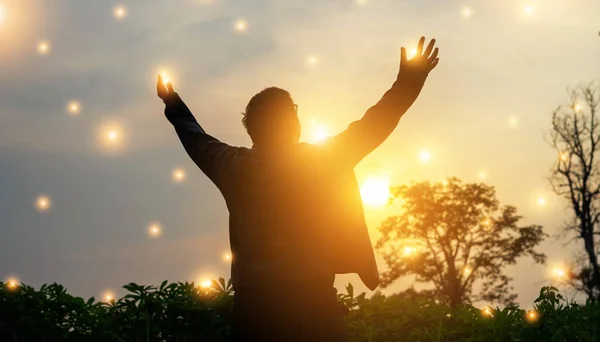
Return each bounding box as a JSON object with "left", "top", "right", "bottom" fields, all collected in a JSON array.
[
  {"left": 148, "top": 222, "right": 162, "bottom": 238},
  {"left": 0, "top": 4, "right": 6, "bottom": 25},
  {"left": 234, "top": 18, "right": 247, "bottom": 33},
  {"left": 526, "top": 310, "right": 539, "bottom": 322},
  {"left": 509, "top": 116, "right": 518, "bottom": 127},
  {"left": 402, "top": 246, "right": 417, "bottom": 257},
  {"left": 5, "top": 277, "right": 19, "bottom": 290},
  {"left": 524, "top": 5, "right": 534, "bottom": 15},
  {"left": 461, "top": 6, "right": 473, "bottom": 18},
  {"left": 310, "top": 125, "right": 330, "bottom": 144},
  {"left": 463, "top": 267, "right": 472, "bottom": 275},
  {"left": 172, "top": 168, "right": 186, "bottom": 183},
  {"left": 35, "top": 195, "right": 51, "bottom": 212},
  {"left": 223, "top": 252, "right": 232, "bottom": 262},
  {"left": 97, "top": 122, "right": 125, "bottom": 151},
  {"left": 552, "top": 267, "right": 567, "bottom": 280},
  {"left": 113, "top": 5, "right": 127, "bottom": 20},
  {"left": 419, "top": 150, "right": 431, "bottom": 163},
  {"left": 37, "top": 41, "right": 50, "bottom": 55},
  {"left": 200, "top": 279, "right": 212, "bottom": 288},
  {"left": 102, "top": 290, "right": 115, "bottom": 302},
  {"left": 307, "top": 56, "right": 318, "bottom": 66},
  {"left": 537, "top": 197, "right": 546, "bottom": 206},
  {"left": 360, "top": 176, "right": 390, "bottom": 208},
  {"left": 67, "top": 100, "right": 81, "bottom": 116},
  {"left": 482, "top": 306, "right": 494, "bottom": 317}
]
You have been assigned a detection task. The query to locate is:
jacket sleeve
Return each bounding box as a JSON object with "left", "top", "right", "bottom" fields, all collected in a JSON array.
[
  {"left": 323, "top": 77, "right": 426, "bottom": 170},
  {"left": 163, "top": 93, "right": 240, "bottom": 189}
]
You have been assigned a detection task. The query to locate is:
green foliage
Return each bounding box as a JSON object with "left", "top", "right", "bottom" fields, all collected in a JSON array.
[{"left": 2, "top": 280, "right": 600, "bottom": 342}]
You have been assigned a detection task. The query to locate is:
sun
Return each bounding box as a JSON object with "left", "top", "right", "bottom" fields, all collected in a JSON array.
[{"left": 360, "top": 176, "right": 390, "bottom": 208}]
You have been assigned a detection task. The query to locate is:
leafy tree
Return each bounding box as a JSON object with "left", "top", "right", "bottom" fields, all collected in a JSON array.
[
  {"left": 546, "top": 82, "right": 600, "bottom": 301},
  {"left": 375, "top": 177, "right": 547, "bottom": 308}
]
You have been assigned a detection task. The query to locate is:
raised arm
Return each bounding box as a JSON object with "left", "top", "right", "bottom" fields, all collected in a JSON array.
[
  {"left": 157, "top": 75, "right": 239, "bottom": 188},
  {"left": 325, "top": 37, "right": 439, "bottom": 169}
]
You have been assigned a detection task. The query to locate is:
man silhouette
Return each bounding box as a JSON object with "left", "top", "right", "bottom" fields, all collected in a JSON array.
[{"left": 157, "top": 37, "right": 439, "bottom": 342}]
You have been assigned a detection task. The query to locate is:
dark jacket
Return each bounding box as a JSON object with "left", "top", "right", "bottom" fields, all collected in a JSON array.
[{"left": 163, "top": 77, "right": 423, "bottom": 291}]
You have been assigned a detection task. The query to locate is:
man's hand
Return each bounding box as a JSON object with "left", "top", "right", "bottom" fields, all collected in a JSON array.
[
  {"left": 157, "top": 74, "right": 176, "bottom": 101},
  {"left": 398, "top": 37, "right": 439, "bottom": 84}
]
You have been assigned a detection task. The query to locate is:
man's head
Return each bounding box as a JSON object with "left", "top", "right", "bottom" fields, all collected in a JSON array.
[{"left": 242, "top": 87, "right": 301, "bottom": 147}]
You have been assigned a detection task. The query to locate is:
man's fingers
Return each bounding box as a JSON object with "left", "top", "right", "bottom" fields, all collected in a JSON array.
[
  {"left": 167, "top": 81, "right": 175, "bottom": 93},
  {"left": 424, "top": 39, "right": 436, "bottom": 57},
  {"left": 400, "top": 47, "right": 407, "bottom": 65},
  {"left": 430, "top": 58, "right": 439, "bottom": 71},
  {"left": 428, "top": 47, "right": 439, "bottom": 63},
  {"left": 416, "top": 36, "right": 425, "bottom": 56}
]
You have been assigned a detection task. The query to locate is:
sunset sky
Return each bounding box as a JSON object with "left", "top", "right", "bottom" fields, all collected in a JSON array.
[{"left": 1, "top": 0, "right": 599, "bottom": 306}]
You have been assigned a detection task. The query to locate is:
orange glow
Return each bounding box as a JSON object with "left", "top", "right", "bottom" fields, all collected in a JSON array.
[
  {"left": 0, "top": 4, "right": 6, "bottom": 25},
  {"left": 223, "top": 252, "right": 232, "bottom": 262},
  {"left": 200, "top": 279, "right": 212, "bottom": 288},
  {"left": 308, "top": 56, "right": 318, "bottom": 65},
  {"left": 552, "top": 267, "right": 567, "bottom": 279},
  {"left": 482, "top": 306, "right": 494, "bottom": 317},
  {"left": 5, "top": 277, "right": 19, "bottom": 290},
  {"left": 102, "top": 290, "right": 115, "bottom": 302},
  {"left": 408, "top": 47, "right": 418, "bottom": 59},
  {"left": 148, "top": 222, "right": 162, "bottom": 238},
  {"left": 37, "top": 41, "right": 50, "bottom": 54},
  {"left": 419, "top": 150, "right": 431, "bottom": 163},
  {"left": 310, "top": 125, "right": 329, "bottom": 143},
  {"left": 403, "top": 246, "right": 416, "bottom": 256},
  {"left": 114, "top": 5, "right": 127, "bottom": 20},
  {"left": 524, "top": 5, "right": 534, "bottom": 15},
  {"left": 67, "top": 100, "right": 81, "bottom": 116},
  {"left": 97, "top": 121, "right": 125, "bottom": 151},
  {"left": 462, "top": 6, "right": 472, "bottom": 17},
  {"left": 35, "top": 195, "right": 51, "bottom": 212},
  {"left": 360, "top": 176, "right": 390, "bottom": 207},
  {"left": 234, "top": 19, "right": 247, "bottom": 33},
  {"left": 509, "top": 116, "right": 518, "bottom": 126},
  {"left": 172, "top": 168, "right": 186, "bottom": 182},
  {"left": 463, "top": 267, "right": 472, "bottom": 275},
  {"left": 526, "top": 310, "right": 539, "bottom": 322},
  {"left": 537, "top": 197, "right": 546, "bottom": 206}
]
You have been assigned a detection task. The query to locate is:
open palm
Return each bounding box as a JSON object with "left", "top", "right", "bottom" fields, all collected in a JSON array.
[{"left": 399, "top": 36, "right": 439, "bottom": 81}]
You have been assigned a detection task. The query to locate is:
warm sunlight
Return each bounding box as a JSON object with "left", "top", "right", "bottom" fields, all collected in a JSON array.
[
  {"left": 310, "top": 125, "right": 330, "bottom": 144},
  {"left": 360, "top": 176, "right": 390, "bottom": 208},
  {"left": 97, "top": 121, "right": 125, "bottom": 151},
  {"left": 526, "top": 310, "right": 539, "bottom": 323},
  {"left": 551, "top": 267, "right": 567, "bottom": 280},
  {"left": 509, "top": 116, "right": 518, "bottom": 127},
  {"left": 148, "top": 222, "right": 162, "bottom": 238},
  {"left": 482, "top": 307, "right": 494, "bottom": 317},
  {"left": 200, "top": 279, "right": 212, "bottom": 288},
  {"left": 102, "top": 290, "right": 115, "bottom": 302},
  {"left": 37, "top": 41, "right": 50, "bottom": 55},
  {"left": 463, "top": 267, "right": 472, "bottom": 275},
  {"left": 524, "top": 5, "right": 534, "bottom": 15},
  {"left": 172, "top": 168, "right": 186, "bottom": 183},
  {"left": 234, "top": 18, "right": 247, "bottom": 33},
  {"left": 402, "top": 246, "right": 417, "bottom": 257},
  {"left": 419, "top": 150, "right": 431, "bottom": 163},
  {"left": 478, "top": 171, "right": 486, "bottom": 179},
  {"left": 537, "top": 197, "right": 546, "bottom": 206},
  {"left": 67, "top": 100, "right": 81, "bottom": 116},
  {"left": 5, "top": 277, "right": 19, "bottom": 290},
  {"left": 0, "top": 3, "right": 6, "bottom": 25},
  {"left": 408, "top": 47, "right": 418, "bottom": 59},
  {"left": 35, "top": 195, "right": 51, "bottom": 212},
  {"left": 461, "top": 6, "right": 472, "bottom": 18},
  {"left": 307, "top": 55, "right": 318, "bottom": 66},
  {"left": 159, "top": 70, "right": 172, "bottom": 85},
  {"left": 223, "top": 252, "right": 232, "bottom": 262},
  {"left": 113, "top": 5, "right": 127, "bottom": 20}
]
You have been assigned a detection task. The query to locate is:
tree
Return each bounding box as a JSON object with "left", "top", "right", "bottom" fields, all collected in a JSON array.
[
  {"left": 375, "top": 177, "right": 547, "bottom": 308},
  {"left": 546, "top": 82, "right": 600, "bottom": 301}
]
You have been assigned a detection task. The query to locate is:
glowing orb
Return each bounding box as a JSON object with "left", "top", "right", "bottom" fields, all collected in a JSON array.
[
  {"left": 560, "top": 152, "right": 569, "bottom": 162},
  {"left": 114, "top": 5, "right": 127, "bottom": 20},
  {"left": 223, "top": 252, "right": 232, "bottom": 262},
  {"left": 37, "top": 41, "right": 50, "bottom": 55},
  {"left": 67, "top": 100, "right": 81, "bottom": 116},
  {"left": 537, "top": 197, "right": 546, "bottom": 206},
  {"left": 509, "top": 116, "right": 518, "bottom": 126},
  {"left": 172, "top": 168, "right": 185, "bottom": 182},
  {"left": 462, "top": 6, "right": 472, "bottom": 17},
  {"left": 148, "top": 222, "right": 162, "bottom": 238},
  {"left": 35, "top": 195, "right": 51, "bottom": 212},
  {"left": 408, "top": 47, "right": 418, "bottom": 59},
  {"left": 574, "top": 104, "right": 582, "bottom": 112},
  {"left": 479, "top": 171, "right": 486, "bottom": 179},
  {"left": 102, "top": 290, "right": 115, "bottom": 302},
  {"left": 419, "top": 150, "right": 431, "bottom": 163},
  {"left": 234, "top": 19, "right": 247, "bottom": 33},
  {"left": 463, "top": 267, "right": 472, "bottom": 275},
  {"left": 360, "top": 177, "right": 390, "bottom": 207},
  {"left": 356, "top": 0, "right": 367, "bottom": 5},
  {"left": 308, "top": 56, "right": 318, "bottom": 66},
  {"left": 98, "top": 123, "right": 124, "bottom": 151},
  {"left": 552, "top": 267, "right": 566, "bottom": 279},
  {"left": 524, "top": 5, "right": 534, "bottom": 15},
  {"left": 482, "top": 307, "right": 494, "bottom": 317},
  {"left": 5, "top": 277, "right": 19, "bottom": 290},
  {"left": 310, "top": 125, "right": 329, "bottom": 143},
  {"left": 159, "top": 70, "right": 171, "bottom": 85},
  {"left": 200, "top": 279, "right": 212, "bottom": 288},
  {"left": 402, "top": 246, "right": 416, "bottom": 256},
  {"left": 526, "top": 310, "right": 538, "bottom": 322}
]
